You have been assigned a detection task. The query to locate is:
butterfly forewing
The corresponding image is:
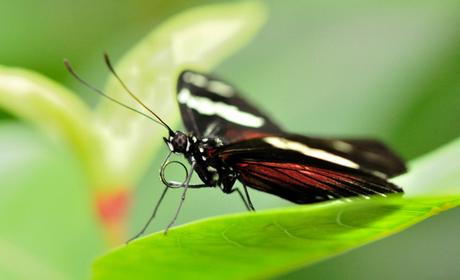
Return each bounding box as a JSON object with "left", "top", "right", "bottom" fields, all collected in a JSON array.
[{"left": 177, "top": 71, "right": 283, "bottom": 141}]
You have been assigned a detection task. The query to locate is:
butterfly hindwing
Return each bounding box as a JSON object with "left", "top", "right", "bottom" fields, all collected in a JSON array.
[
  {"left": 177, "top": 71, "right": 283, "bottom": 141},
  {"left": 212, "top": 134, "right": 405, "bottom": 203},
  {"left": 234, "top": 160, "right": 402, "bottom": 204}
]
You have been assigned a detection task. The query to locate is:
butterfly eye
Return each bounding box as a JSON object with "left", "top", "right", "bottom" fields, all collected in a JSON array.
[{"left": 171, "top": 131, "right": 189, "bottom": 154}]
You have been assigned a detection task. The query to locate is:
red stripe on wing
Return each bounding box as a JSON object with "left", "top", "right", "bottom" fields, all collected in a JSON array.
[
  {"left": 235, "top": 160, "right": 393, "bottom": 204},
  {"left": 237, "top": 161, "right": 362, "bottom": 191}
]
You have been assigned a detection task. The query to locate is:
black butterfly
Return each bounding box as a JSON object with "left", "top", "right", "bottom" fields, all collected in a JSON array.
[
  {"left": 173, "top": 70, "right": 406, "bottom": 201},
  {"left": 65, "top": 55, "right": 406, "bottom": 241},
  {"left": 154, "top": 70, "right": 406, "bottom": 239}
]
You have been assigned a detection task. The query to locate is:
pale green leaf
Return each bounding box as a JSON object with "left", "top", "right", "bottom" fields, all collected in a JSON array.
[
  {"left": 0, "top": 66, "right": 104, "bottom": 185},
  {"left": 93, "top": 1, "right": 267, "bottom": 188}
]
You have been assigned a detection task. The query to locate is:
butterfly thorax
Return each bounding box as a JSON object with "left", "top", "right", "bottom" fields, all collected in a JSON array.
[{"left": 164, "top": 131, "right": 238, "bottom": 193}]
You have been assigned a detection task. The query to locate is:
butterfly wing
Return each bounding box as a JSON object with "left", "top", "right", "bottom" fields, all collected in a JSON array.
[
  {"left": 177, "top": 71, "right": 283, "bottom": 141},
  {"left": 214, "top": 134, "right": 406, "bottom": 204},
  {"left": 177, "top": 70, "right": 406, "bottom": 204}
]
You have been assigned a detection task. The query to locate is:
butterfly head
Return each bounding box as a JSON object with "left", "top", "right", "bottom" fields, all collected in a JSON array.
[{"left": 164, "top": 131, "right": 190, "bottom": 155}]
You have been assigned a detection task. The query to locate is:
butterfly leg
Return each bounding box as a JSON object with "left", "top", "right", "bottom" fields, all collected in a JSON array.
[
  {"left": 126, "top": 185, "right": 169, "bottom": 243},
  {"left": 228, "top": 188, "right": 255, "bottom": 211},
  {"left": 164, "top": 181, "right": 208, "bottom": 188},
  {"left": 238, "top": 175, "right": 255, "bottom": 211},
  {"left": 164, "top": 160, "right": 197, "bottom": 235}
]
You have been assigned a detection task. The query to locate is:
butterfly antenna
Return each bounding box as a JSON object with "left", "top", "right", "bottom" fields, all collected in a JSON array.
[
  {"left": 103, "top": 54, "right": 174, "bottom": 134},
  {"left": 64, "top": 58, "right": 172, "bottom": 132}
]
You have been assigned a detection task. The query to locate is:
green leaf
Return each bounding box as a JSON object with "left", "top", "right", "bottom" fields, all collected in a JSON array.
[
  {"left": 93, "top": 196, "right": 460, "bottom": 280},
  {"left": 395, "top": 136, "right": 460, "bottom": 197},
  {"left": 0, "top": 122, "right": 104, "bottom": 280},
  {"left": 93, "top": 1, "right": 267, "bottom": 188},
  {"left": 0, "top": 66, "right": 105, "bottom": 186},
  {"left": 93, "top": 136, "right": 460, "bottom": 279}
]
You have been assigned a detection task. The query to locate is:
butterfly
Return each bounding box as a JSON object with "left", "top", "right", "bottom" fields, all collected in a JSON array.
[
  {"left": 65, "top": 55, "right": 406, "bottom": 241},
  {"left": 149, "top": 70, "right": 406, "bottom": 239}
]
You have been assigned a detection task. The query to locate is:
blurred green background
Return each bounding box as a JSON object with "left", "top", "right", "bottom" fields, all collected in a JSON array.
[{"left": 1, "top": 0, "right": 460, "bottom": 279}]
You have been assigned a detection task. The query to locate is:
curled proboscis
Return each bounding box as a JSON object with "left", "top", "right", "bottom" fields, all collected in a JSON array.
[{"left": 160, "top": 160, "right": 189, "bottom": 188}]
